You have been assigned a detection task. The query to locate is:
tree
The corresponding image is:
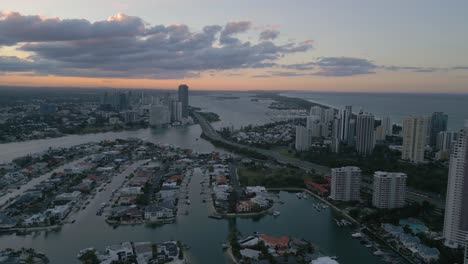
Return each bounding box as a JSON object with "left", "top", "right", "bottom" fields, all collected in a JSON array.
[{"left": 79, "top": 250, "right": 99, "bottom": 264}]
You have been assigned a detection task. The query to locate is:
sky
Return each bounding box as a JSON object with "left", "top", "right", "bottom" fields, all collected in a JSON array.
[{"left": 0, "top": 0, "right": 467, "bottom": 93}]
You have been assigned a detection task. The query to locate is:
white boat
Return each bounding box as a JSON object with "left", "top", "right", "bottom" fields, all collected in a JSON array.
[
  {"left": 373, "top": 250, "right": 384, "bottom": 256},
  {"left": 272, "top": 211, "right": 280, "bottom": 216},
  {"left": 351, "top": 232, "right": 362, "bottom": 238},
  {"left": 186, "top": 200, "right": 191, "bottom": 205}
]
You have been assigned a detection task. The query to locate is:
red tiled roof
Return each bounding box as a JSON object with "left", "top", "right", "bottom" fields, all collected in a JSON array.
[
  {"left": 258, "top": 234, "right": 289, "bottom": 246},
  {"left": 304, "top": 180, "right": 330, "bottom": 193}
]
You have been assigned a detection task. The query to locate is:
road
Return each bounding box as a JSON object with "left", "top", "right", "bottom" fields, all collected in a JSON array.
[
  {"left": 229, "top": 162, "right": 242, "bottom": 198},
  {"left": 194, "top": 112, "right": 447, "bottom": 211},
  {"left": 0, "top": 156, "right": 91, "bottom": 209}
]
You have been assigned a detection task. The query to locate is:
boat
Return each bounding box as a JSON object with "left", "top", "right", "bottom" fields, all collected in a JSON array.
[
  {"left": 296, "top": 192, "right": 303, "bottom": 199},
  {"left": 352, "top": 233, "right": 362, "bottom": 239},
  {"left": 186, "top": 200, "right": 191, "bottom": 205},
  {"left": 373, "top": 250, "right": 384, "bottom": 256},
  {"left": 331, "top": 256, "right": 339, "bottom": 260},
  {"left": 272, "top": 211, "right": 280, "bottom": 217},
  {"left": 208, "top": 215, "right": 223, "bottom": 220},
  {"left": 221, "top": 243, "right": 229, "bottom": 250},
  {"left": 71, "top": 220, "right": 76, "bottom": 224}
]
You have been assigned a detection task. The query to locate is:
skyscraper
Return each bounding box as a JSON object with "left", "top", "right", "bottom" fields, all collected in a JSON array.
[
  {"left": 295, "top": 126, "right": 311, "bottom": 151},
  {"left": 171, "top": 101, "right": 183, "bottom": 122},
  {"left": 355, "top": 112, "right": 375, "bottom": 155},
  {"left": 372, "top": 171, "right": 407, "bottom": 209},
  {"left": 382, "top": 116, "right": 392, "bottom": 136},
  {"left": 339, "top": 106, "right": 352, "bottom": 143},
  {"left": 178, "top": 84, "right": 189, "bottom": 118},
  {"left": 330, "top": 166, "right": 361, "bottom": 202},
  {"left": 401, "top": 116, "right": 430, "bottom": 163},
  {"left": 443, "top": 120, "right": 468, "bottom": 249},
  {"left": 430, "top": 112, "right": 448, "bottom": 146},
  {"left": 310, "top": 106, "right": 325, "bottom": 122}
]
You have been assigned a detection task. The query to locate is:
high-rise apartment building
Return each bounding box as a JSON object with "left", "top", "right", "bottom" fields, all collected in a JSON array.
[
  {"left": 401, "top": 116, "right": 430, "bottom": 163},
  {"left": 295, "top": 126, "right": 311, "bottom": 151},
  {"left": 330, "top": 166, "right": 361, "bottom": 201},
  {"left": 372, "top": 171, "right": 407, "bottom": 209},
  {"left": 178, "top": 84, "right": 189, "bottom": 118},
  {"left": 430, "top": 112, "right": 448, "bottom": 146},
  {"left": 443, "top": 120, "right": 468, "bottom": 249},
  {"left": 355, "top": 112, "right": 375, "bottom": 155}
]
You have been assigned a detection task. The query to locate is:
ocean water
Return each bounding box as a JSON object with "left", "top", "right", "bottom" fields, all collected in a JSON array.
[{"left": 281, "top": 91, "right": 468, "bottom": 130}]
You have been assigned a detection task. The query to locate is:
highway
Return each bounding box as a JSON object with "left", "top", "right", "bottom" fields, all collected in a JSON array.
[{"left": 194, "top": 112, "right": 447, "bottom": 211}]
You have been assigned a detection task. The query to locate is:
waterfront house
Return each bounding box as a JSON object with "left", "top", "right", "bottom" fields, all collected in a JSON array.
[
  {"left": 382, "top": 223, "right": 404, "bottom": 237},
  {"left": 258, "top": 234, "right": 290, "bottom": 253},
  {"left": 240, "top": 248, "right": 261, "bottom": 260},
  {"left": 305, "top": 180, "right": 330, "bottom": 197},
  {"left": 106, "top": 242, "right": 134, "bottom": 263},
  {"left": 144, "top": 205, "right": 174, "bottom": 221},
  {"left": 236, "top": 200, "right": 256, "bottom": 213},
  {"left": 415, "top": 244, "right": 440, "bottom": 263}
]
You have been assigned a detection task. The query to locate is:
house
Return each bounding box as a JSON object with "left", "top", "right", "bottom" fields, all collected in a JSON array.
[
  {"left": 245, "top": 186, "right": 267, "bottom": 196},
  {"left": 240, "top": 249, "right": 261, "bottom": 260},
  {"left": 46, "top": 205, "right": 71, "bottom": 220},
  {"left": 236, "top": 200, "right": 256, "bottom": 213},
  {"left": 144, "top": 205, "right": 175, "bottom": 221},
  {"left": 415, "top": 244, "right": 440, "bottom": 263},
  {"left": 106, "top": 242, "right": 134, "bottom": 262},
  {"left": 304, "top": 180, "right": 330, "bottom": 196},
  {"left": 382, "top": 223, "right": 404, "bottom": 237},
  {"left": 258, "top": 234, "right": 290, "bottom": 253},
  {"left": 55, "top": 191, "right": 81, "bottom": 203},
  {"left": 399, "top": 233, "right": 421, "bottom": 248},
  {"left": 238, "top": 236, "right": 259, "bottom": 247}
]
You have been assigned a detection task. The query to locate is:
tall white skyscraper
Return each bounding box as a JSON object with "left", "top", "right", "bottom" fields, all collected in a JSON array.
[
  {"left": 324, "top": 108, "right": 336, "bottom": 124},
  {"left": 295, "top": 126, "right": 311, "bottom": 151},
  {"left": 443, "top": 120, "right": 468, "bottom": 249},
  {"left": 401, "top": 116, "right": 430, "bottom": 163},
  {"left": 310, "top": 106, "right": 325, "bottom": 122},
  {"left": 372, "top": 171, "right": 407, "bottom": 209},
  {"left": 330, "top": 166, "right": 361, "bottom": 201},
  {"left": 382, "top": 116, "right": 392, "bottom": 136},
  {"left": 339, "top": 106, "right": 352, "bottom": 143},
  {"left": 355, "top": 112, "right": 375, "bottom": 155},
  {"left": 436, "top": 131, "right": 456, "bottom": 151},
  {"left": 171, "top": 101, "right": 183, "bottom": 122}
]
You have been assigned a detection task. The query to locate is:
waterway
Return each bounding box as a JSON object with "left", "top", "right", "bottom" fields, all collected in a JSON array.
[{"left": 0, "top": 92, "right": 394, "bottom": 263}]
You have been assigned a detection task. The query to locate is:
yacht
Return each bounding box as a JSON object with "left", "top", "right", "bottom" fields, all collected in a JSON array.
[{"left": 272, "top": 211, "right": 280, "bottom": 217}]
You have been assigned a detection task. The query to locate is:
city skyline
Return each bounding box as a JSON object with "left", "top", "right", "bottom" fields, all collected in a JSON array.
[{"left": 0, "top": 1, "right": 468, "bottom": 93}]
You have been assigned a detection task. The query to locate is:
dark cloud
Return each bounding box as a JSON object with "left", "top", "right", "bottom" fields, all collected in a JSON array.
[
  {"left": 0, "top": 12, "right": 313, "bottom": 79},
  {"left": 220, "top": 21, "right": 251, "bottom": 45},
  {"left": 259, "top": 29, "right": 280, "bottom": 41},
  {"left": 0, "top": 12, "right": 145, "bottom": 45},
  {"left": 312, "top": 57, "right": 378, "bottom": 76}
]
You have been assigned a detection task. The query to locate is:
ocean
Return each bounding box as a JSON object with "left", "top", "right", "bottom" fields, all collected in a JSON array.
[{"left": 281, "top": 91, "right": 468, "bottom": 130}]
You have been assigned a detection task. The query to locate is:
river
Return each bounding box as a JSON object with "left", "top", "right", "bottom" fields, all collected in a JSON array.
[{"left": 0, "top": 93, "right": 392, "bottom": 263}]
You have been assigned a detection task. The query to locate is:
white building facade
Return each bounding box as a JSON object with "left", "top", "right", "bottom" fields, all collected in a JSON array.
[{"left": 372, "top": 171, "right": 407, "bottom": 209}]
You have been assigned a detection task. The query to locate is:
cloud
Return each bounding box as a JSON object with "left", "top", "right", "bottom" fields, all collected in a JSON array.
[
  {"left": 0, "top": 12, "right": 314, "bottom": 79},
  {"left": 259, "top": 29, "right": 279, "bottom": 41},
  {"left": 220, "top": 21, "right": 251, "bottom": 44},
  {"left": 0, "top": 11, "right": 145, "bottom": 45},
  {"left": 311, "top": 57, "right": 378, "bottom": 76}
]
